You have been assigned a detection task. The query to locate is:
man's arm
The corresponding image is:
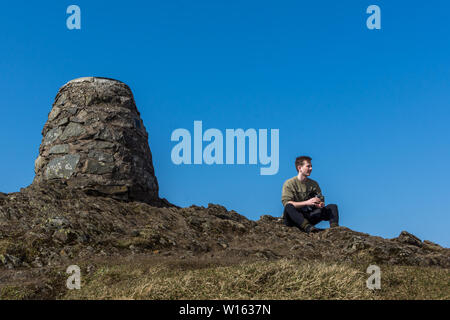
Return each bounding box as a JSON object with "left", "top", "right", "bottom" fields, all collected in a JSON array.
[
  {"left": 315, "top": 186, "right": 325, "bottom": 203},
  {"left": 287, "top": 198, "right": 320, "bottom": 209},
  {"left": 311, "top": 181, "right": 325, "bottom": 208},
  {"left": 282, "top": 182, "right": 320, "bottom": 208},
  {"left": 281, "top": 181, "right": 295, "bottom": 207}
]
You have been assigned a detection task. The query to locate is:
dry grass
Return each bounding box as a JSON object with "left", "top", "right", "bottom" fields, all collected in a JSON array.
[{"left": 62, "top": 258, "right": 450, "bottom": 300}]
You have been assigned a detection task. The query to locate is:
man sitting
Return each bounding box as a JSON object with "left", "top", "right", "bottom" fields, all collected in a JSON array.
[{"left": 281, "top": 156, "right": 339, "bottom": 233}]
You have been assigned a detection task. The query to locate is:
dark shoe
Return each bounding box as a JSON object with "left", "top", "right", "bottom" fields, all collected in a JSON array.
[{"left": 304, "top": 224, "right": 320, "bottom": 234}]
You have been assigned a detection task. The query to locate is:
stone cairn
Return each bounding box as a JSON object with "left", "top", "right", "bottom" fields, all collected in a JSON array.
[{"left": 33, "top": 77, "right": 160, "bottom": 204}]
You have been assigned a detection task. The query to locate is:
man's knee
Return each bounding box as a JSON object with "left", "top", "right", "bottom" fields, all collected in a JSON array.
[
  {"left": 283, "top": 204, "right": 295, "bottom": 227},
  {"left": 326, "top": 204, "right": 338, "bottom": 211},
  {"left": 284, "top": 203, "right": 296, "bottom": 212},
  {"left": 325, "top": 204, "right": 339, "bottom": 223}
]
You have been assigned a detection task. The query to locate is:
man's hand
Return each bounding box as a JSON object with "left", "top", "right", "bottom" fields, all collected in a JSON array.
[
  {"left": 287, "top": 198, "right": 324, "bottom": 208},
  {"left": 305, "top": 197, "right": 321, "bottom": 206}
]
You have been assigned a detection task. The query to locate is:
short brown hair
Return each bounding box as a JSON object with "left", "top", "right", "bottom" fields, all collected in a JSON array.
[{"left": 295, "top": 156, "right": 312, "bottom": 172}]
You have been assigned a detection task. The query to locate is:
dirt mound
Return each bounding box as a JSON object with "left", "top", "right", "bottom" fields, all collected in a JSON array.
[{"left": 1, "top": 181, "right": 448, "bottom": 271}]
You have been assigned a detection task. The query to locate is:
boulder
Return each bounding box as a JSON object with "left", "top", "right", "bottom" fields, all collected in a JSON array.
[{"left": 32, "top": 77, "right": 159, "bottom": 204}]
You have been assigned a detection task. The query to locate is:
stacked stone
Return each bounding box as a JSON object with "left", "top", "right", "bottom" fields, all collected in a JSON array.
[{"left": 33, "top": 77, "right": 159, "bottom": 203}]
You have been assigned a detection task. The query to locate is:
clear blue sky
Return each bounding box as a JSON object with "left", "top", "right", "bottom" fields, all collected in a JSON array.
[{"left": 1, "top": 1, "right": 449, "bottom": 246}]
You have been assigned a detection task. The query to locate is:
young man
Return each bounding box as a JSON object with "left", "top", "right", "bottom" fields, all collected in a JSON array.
[{"left": 281, "top": 156, "right": 339, "bottom": 233}]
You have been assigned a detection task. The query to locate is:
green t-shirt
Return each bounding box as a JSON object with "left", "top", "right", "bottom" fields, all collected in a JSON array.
[{"left": 281, "top": 176, "right": 324, "bottom": 207}]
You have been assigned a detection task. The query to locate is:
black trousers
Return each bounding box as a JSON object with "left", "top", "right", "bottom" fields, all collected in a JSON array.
[{"left": 283, "top": 203, "right": 339, "bottom": 229}]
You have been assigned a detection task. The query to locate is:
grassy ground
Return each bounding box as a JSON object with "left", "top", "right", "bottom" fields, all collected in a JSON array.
[
  {"left": 1, "top": 257, "right": 448, "bottom": 300},
  {"left": 59, "top": 258, "right": 449, "bottom": 300}
]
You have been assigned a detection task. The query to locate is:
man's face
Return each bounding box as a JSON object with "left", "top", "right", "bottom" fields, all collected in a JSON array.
[{"left": 298, "top": 161, "right": 312, "bottom": 176}]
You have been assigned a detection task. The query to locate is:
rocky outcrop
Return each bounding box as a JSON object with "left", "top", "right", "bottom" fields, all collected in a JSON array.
[
  {"left": 0, "top": 182, "right": 448, "bottom": 270},
  {"left": 33, "top": 77, "right": 159, "bottom": 204}
]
